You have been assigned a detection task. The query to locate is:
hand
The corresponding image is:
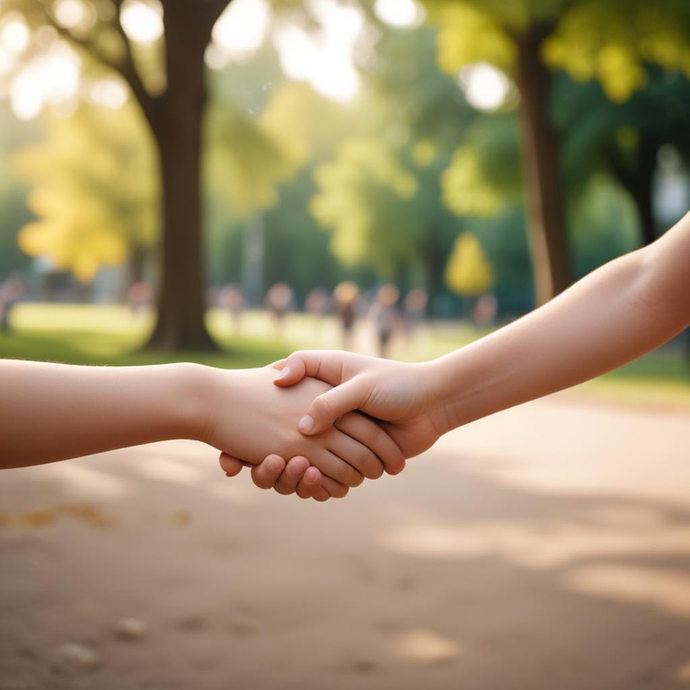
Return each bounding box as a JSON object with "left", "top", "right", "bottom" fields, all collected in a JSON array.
[
  {"left": 218, "top": 452, "right": 348, "bottom": 502},
  {"left": 270, "top": 351, "right": 446, "bottom": 460},
  {"left": 198, "top": 366, "right": 404, "bottom": 488}
]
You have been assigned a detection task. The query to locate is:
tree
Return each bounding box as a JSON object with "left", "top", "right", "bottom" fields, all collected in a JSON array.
[
  {"left": 425, "top": 0, "right": 571, "bottom": 305},
  {"left": 310, "top": 137, "right": 421, "bottom": 281},
  {"left": 8, "top": 0, "right": 233, "bottom": 349},
  {"left": 425, "top": 0, "right": 690, "bottom": 304},
  {"left": 554, "top": 70, "right": 690, "bottom": 246}
]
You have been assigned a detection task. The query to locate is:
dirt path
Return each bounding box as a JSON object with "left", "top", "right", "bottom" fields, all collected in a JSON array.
[{"left": 1, "top": 394, "right": 690, "bottom": 690}]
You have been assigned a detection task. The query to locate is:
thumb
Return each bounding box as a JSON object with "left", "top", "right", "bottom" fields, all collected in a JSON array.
[
  {"left": 273, "top": 350, "right": 345, "bottom": 388},
  {"left": 298, "top": 380, "right": 367, "bottom": 435}
]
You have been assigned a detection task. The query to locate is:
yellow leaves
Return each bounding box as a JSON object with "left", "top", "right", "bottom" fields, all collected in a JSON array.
[
  {"left": 314, "top": 138, "right": 418, "bottom": 209},
  {"left": 596, "top": 44, "right": 647, "bottom": 103},
  {"left": 12, "top": 100, "right": 156, "bottom": 281},
  {"left": 442, "top": 146, "right": 505, "bottom": 218},
  {"left": 445, "top": 231, "right": 494, "bottom": 297},
  {"left": 544, "top": 0, "right": 690, "bottom": 103},
  {"left": 19, "top": 218, "right": 127, "bottom": 281},
  {"left": 310, "top": 137, "right": 421, "bottom": 274},
  {"left": 260, "top": 82, "right": 350, "bottom": 163},
  {"left": 206, "top": 99, "right": 302, "bottom": 219},
  {"left": 412, "top": 139, "right": 438, "bottom": 167},
  {"left": 431, "top": 3, "right": 516, "bottom": 74}
]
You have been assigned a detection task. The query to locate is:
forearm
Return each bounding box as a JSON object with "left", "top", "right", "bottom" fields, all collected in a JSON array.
[
  {"left": 0, "top": 361, "right": 203, "bottom": 469},
  {"left": 432, "top": 214, "right": 690, "bottom": 431}
]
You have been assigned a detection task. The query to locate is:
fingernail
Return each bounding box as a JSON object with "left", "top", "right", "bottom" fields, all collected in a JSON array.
[
  {"left": 274, "top": 367, "right": 290, "bottom": 382},
  {"left": 298, "top": 415, "right": 315, "bottom": 433}
]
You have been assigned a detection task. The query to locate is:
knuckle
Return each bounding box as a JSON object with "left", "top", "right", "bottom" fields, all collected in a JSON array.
[
  {"left": 311, "top": 396, "right": 332, "bottom": 419},
  {"left": 358, "top": 448, "right": 381, "bottom": 479}
]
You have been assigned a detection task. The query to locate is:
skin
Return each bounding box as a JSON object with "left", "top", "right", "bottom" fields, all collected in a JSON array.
[
  {"left": 237, "top": 211, "right": 690, "bottom": 495},
  {"left": 0, "top": 362, "right": 404, "bottom": 501}
]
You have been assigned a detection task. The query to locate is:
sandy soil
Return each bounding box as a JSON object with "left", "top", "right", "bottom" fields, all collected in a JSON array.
[{"left": 1, "top": 393, "right": 690, "bottom": 690}]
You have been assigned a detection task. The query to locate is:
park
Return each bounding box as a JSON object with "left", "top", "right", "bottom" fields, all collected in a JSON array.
[{"left": 1, "top": 0, "right": 690, "bottom": 688}]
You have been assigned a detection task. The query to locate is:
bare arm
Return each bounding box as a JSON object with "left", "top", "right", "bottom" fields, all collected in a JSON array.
[
  {"left": 269, "top": 212, "right": 690, "bottom": 457},
  {"left": 433, "top": 211, "right": 690, "bottom": 432},
  {"left": 0, "top": 361, "right": 402, "bottom": 496},
  {"left": 0, "top": 361, "right": 199, "bottom": 469}
]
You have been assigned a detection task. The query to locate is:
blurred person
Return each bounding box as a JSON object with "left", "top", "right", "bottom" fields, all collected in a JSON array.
[
  {"left": 127, "top": 281, "right": 152, "bottom": 317},
  {"left": 235, "top": 210, "right": 690, "bottom": 493},
  {"left": 333, "top": 281, "right": 360, "bottom": 350},
  {"left": 370, "top": 283, "right": 400, "bottom": 358},
  {"left": 473, "top": 293, "right": 498, "bottom": 327},
  {"left": 305, "top": 287, "right": 331, "bottom": 339},
  {"left": 265, "top": 282, "right": 294, "bottom": 336},
  {"left": 0, "top": 278, "right": 24, "bottom": 335},
  {"left": 219, "top": 284, "right": 245, "bottom": 332},
  {"left": 305, "top": 287, "right": 330, "bottom": 317},
  {"left": 0, "top": 360, "right": 405, "bottom": 504},
  {"left": 403, "top": 288, "right": 428, "bottom": 341}
]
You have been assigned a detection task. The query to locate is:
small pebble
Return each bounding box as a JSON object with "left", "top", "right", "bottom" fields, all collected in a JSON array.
[
  {"left": 114, "top": 618, "right": 147, "bottom": 641},
  {"left": 52, "top": 642, "right": 100, "bottom": 674}
]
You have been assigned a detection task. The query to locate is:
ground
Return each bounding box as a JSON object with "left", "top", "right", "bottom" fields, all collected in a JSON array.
[
  {"left": 1, "top": 305, "right": 689, "bottom": 688},
  {"left": 2, "top": 394, "right": 690, "bottom": 690}
]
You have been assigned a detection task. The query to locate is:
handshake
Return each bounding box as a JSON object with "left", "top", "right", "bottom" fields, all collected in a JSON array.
[{"left": 206, "top": 350, "right": 449, "bottom": 503}]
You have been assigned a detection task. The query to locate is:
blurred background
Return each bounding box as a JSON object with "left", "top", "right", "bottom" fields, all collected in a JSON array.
[
  {"left": 2, "top": 1, "right": 690, "bottom": 689},
  {"left": 0, "top": 0, "right": 687, "bottom": 399}
]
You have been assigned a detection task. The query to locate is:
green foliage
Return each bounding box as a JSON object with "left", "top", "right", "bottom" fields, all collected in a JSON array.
[
  {"left": 445, "top": 231, "right": 494, "bottom": 296},
  {"left": 206, "top": 100, "right": 301, "bottom": 220},
  {"left": 13, "top": 101, "right": 157, "bottom": 281},
  {"left": 310, "top": 137, "right": 420, "bottom": 276},
  {"left": 569, "top": 173, "right": 639, "bottom": 278},
  {"left": 0, "top": 167, "right": 33, "bottom": 279},
  {"left": 442, "top": 114, "right": 522, "bottom": 217}
]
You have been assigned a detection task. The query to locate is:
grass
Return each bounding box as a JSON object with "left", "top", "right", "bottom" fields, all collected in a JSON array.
[
  {"left": 2, "top": 303, "right": 291, "bottom": 369},
  {"left": 2, "top": 303, "right": 689, "bottom": 411}
]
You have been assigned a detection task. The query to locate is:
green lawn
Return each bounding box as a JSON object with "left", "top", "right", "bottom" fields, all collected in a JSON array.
[
  {"left": 1, "top": 303, "right": 291, "bottom": 369},
  {"left": 2, "top": 303, "right": 689, "bottom": 410}
]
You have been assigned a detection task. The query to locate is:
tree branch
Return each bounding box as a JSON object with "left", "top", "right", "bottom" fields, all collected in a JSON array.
[{"left": 33, "top": 0, "right": 158, "bottom": 123}]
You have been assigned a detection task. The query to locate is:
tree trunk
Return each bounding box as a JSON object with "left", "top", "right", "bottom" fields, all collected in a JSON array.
[
  {"left": 610, "top": 136, "right": 659, "bottom": 247},
  {"left": 423, "top": 225, "right": 447, "bottom": 317},
  {"left": 514, "top": 22, "right": 571, "bottom": 306},
  {"left": 144, "top": 3, "right": 219, "bottom": 351}
]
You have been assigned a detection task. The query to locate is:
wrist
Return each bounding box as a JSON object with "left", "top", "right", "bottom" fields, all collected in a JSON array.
[
  {"left": 421, "top": 355, "right": 474, "bottom": 435},
  {"left": 170, "top": 362, "right": 219, "bottom": 442}
]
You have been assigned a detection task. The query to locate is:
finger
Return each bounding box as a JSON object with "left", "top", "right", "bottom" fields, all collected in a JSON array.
[
  {"left": 298, "top": 381, "right": 368, "bottom": 435},
  {"left": 327, "top": 432, "right": 384, "bottom": 480},
  {"left": 311, "top": 487, "right": 331, "bottom": 502},
  {"left": 320, "top": 474, "right": 349, "bottom": 499},
  {"left": 312, "top": 448, "right": 364, "bottom": 488},
  {"left": 219, "top": 452, "right": 244, "bottom": 477},
  {"left": 272, "top": 350, "right": 347, "bottom": 388},
  {"left": 275, "top": 456, "right": 310, "bottom": 495},
  {"left": 267, "top": 358, "right": 288, "bottom": 372},
  {"left": 250, "top": 454, "right": 287, "bottom": 490},
  {"left": 296, "top": 465, "right": 323, "bottom": 499},
  {"left": 335, "top": 413, "right": 406, "bottom": 476}
]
